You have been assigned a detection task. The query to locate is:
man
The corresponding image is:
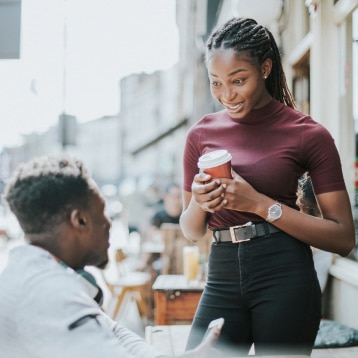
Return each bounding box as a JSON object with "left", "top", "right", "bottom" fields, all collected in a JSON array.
[
  {"left": 138, "top": 182, "right": 183, "bottom": 274},
  {"left": 0, "top": 155, "right": 220, "bottom": 358},
  {"left": 150, "top": 182, "right": 182, "bottom": 228}
]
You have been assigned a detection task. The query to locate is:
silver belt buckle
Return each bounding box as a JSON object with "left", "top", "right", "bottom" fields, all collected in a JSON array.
[{"left": 229, "top": 221, "right": 253, "bottom": 244}]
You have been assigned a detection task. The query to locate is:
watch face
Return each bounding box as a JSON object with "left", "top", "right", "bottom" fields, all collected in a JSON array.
[
  {"left": 268, "top": 203, "right": 282, "bottom": 222},
  {"left": 270, "top": 205, "right": 281, "bottom": 219}
]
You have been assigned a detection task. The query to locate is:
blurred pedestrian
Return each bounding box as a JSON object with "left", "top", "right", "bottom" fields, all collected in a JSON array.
[
  {"left": 137, "top": 182, "right": 182, "bottom": 275},
  {"left": 151, "top": 182, "right": 182, "bottom": 228}
]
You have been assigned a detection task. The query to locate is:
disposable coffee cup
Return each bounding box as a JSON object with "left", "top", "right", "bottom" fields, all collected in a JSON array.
[{"left": 197, "top": 150, "right": 233, "bottom": 179}]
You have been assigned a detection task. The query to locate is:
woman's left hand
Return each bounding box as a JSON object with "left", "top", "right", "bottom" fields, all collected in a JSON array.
[{"left": 220, "top": 170, "right": 264, "bottom": 213}]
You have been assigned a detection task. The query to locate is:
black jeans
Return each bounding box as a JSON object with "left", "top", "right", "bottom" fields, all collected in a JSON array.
[{"left": 185, "top": 231, "right": 321, "bottom": 356}]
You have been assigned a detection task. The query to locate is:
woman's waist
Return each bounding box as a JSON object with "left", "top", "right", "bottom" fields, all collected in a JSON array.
[{"left": 210, "top": 221, "right": 280, "bottom": 244}]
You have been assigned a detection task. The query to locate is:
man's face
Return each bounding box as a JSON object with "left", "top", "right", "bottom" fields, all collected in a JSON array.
[
  {"left": 82, "top": 186, "right": 111, "bottom": 269},
  {"left": 164, "top": 186, "right": 182, "bottom": 217}
]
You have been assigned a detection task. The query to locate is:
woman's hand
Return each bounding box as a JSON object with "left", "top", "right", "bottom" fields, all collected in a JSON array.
[
  {"left": 220, "top": 170, "right": 264, "bottom": 214},
  {"left": 191, "top": 172, "right": 227, "bottom": 213}
]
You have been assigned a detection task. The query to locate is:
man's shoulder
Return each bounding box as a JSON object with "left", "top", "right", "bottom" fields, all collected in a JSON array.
[{"left": 1, "top": 245, "right": 89, "bottom": 298}]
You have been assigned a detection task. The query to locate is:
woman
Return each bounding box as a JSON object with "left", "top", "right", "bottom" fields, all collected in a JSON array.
[{"left": 180, "top": 17, "right": 355, "bottom": 356}]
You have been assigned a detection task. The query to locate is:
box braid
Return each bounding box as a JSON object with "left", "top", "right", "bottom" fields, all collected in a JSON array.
[{"left": 206, "top": 17, "right": 296, "bottom": 109}]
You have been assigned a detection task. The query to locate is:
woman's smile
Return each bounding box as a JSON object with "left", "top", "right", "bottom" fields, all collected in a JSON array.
[{"left": 222, "top": 101, "right": 244, "bottom": 112}]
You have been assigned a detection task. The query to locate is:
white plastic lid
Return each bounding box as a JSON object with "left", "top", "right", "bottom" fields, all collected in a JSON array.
[{"left": 197, "top": 150, "right": 232, "bottom": 169}]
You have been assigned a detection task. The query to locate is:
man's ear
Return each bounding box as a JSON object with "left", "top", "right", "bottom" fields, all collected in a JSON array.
[{"left": 70, "top": 209, "right": 87, "bottom": 230}]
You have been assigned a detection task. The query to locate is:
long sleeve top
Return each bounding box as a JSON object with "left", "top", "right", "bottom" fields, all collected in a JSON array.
[{"left": 0, "top": 245, "right": 167, "bottom": 358}]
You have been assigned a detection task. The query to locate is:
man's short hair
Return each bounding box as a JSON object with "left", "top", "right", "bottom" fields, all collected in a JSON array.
[{"left": 3, "top": 155, "right": 93, "bottom": 234}]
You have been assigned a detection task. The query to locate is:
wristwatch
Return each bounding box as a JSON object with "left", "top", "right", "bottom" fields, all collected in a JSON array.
[{"left": 266, "top": 202, "right": 282, "bottom": 223}]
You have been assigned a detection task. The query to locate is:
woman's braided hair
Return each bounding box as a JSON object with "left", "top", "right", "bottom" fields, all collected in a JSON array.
[{"left": 206, "top": 17, "right": 296, "bottom": 109}]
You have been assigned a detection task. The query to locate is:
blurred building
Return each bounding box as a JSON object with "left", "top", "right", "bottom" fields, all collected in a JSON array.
[
  {"left": 119, "top": 67, "right": 185, "bottom": 184},
  {"left": 0, "top": 115, "right": 121, "bottom": 190},
  {"left": 73, "top": 115, "right": 121, "bottom": 187}
]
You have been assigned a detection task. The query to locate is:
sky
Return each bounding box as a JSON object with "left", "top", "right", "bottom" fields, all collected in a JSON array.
[{"left": 0, "top": 0, "right": 179, "bottom": 151}]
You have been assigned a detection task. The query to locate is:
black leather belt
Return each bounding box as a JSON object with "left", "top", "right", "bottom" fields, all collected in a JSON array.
[{"left": 212, "top": 221, "right": 280, "bottom": 244}]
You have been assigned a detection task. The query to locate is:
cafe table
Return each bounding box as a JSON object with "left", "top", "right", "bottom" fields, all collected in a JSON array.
[{"left": 152, "top": 274, "right": 204, "bottom": 325}]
